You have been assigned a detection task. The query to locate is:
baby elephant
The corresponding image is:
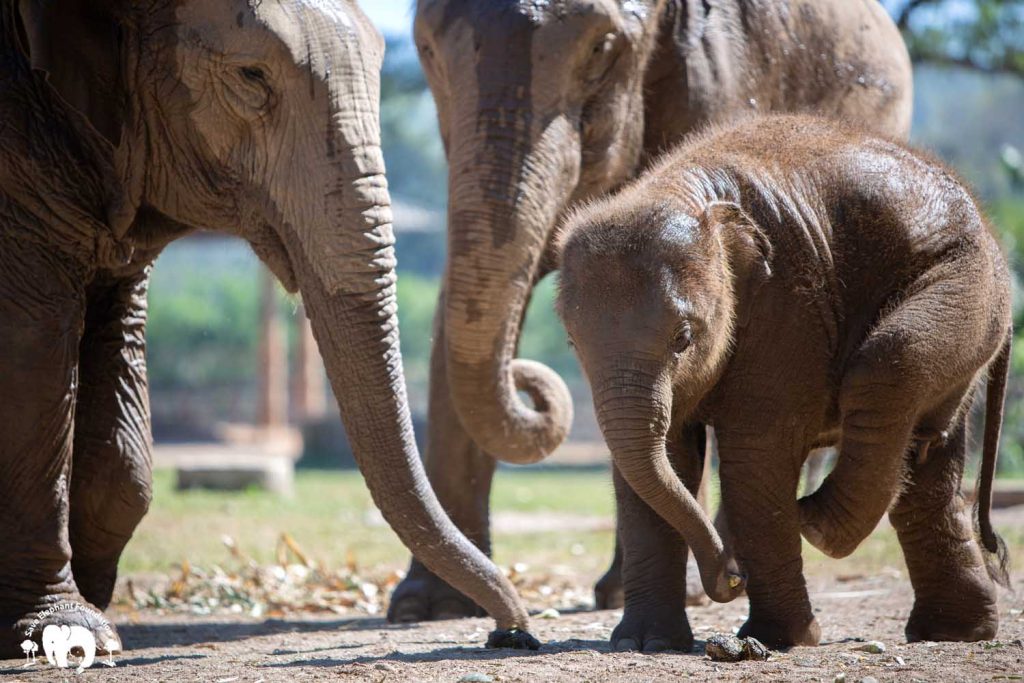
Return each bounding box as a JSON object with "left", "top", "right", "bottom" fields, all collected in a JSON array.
[{"left": 556, "top": 114, "right": 1011, "bottom": 651}]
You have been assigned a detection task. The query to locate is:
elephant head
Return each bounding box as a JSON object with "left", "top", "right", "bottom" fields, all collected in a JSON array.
[
  {"left": 414, "top": 0, "right": 666, "bottom": 462},
  {"left": 13, "top": 0, "right": 530, "bottom": 638},
  {"left": 557, "top": 195, "right": 767, "bottom": 602},
  {"left": 42, "top": 624, "right": 96, "bottom": 671}
]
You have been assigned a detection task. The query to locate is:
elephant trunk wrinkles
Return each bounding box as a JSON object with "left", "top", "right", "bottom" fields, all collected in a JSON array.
[
  {"left": 290, "top": 119, "right": 531, "bottom": 634},
  {"left": 443, "top": 106, "right": 577, "bottom": 464},
  {"left": 594, "top": 362, "right": 745, "bottom": 603}
]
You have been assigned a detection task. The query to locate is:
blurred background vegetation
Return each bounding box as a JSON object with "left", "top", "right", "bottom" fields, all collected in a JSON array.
[{"left": 147, "top": 0, "right": 1024, "bottom": 474}]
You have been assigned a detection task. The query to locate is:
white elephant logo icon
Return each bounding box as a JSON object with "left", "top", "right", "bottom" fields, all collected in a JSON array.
[{"left": 42, "top": 624, "right": 96, "bottom": 673}]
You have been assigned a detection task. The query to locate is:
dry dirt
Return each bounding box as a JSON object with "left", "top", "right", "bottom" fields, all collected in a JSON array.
[{"left": 3, "top": 572, "right": 1022, "bottom": 682}]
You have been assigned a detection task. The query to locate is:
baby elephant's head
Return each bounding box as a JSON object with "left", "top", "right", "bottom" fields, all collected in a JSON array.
[
  {"left": 555, "top": 194, "right": 771, "bottom": 603},
  {"left": 557, "top": 197, "right": 771, "bottom": 409}
]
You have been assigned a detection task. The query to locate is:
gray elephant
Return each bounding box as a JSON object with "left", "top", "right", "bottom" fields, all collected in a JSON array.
[
  {"left": 42, "top": 624, "right": 96, "bottom": 672},
  {"left": 556, "top": 114, "right": 1011, "bottom": 649},
  {"left": 390, "top": 0, "right": 914, "bottom": 621},
  {"left": 0, "top": 0, "right": 535, "bottom": 656}
]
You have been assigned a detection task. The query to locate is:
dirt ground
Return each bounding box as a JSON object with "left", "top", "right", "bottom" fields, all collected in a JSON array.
[{"left": 3, "top": 571, "right": 1022, "bottom": 682}]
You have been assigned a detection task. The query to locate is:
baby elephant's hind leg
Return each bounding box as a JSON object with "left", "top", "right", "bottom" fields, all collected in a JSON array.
[
  {"left": 890, "top": 413, "right": 999, "bottom": 642},
  {"left": 800, "top": 275, "right": 993, "bottom": 560},
  {"left": 69, "top": 271, "right": 154, "bottom": 609}
]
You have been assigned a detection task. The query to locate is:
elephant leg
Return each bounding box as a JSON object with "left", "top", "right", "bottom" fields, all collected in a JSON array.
[
  {"left": 718, "top": 431, "right": 820, "bottom": 648},
  {"left": 889, "top": 414, "right": 999, "bottom": 642},
  {"left": 799, "top": 276, "right": 990, "bottom": 560},
  {"left": 69, "top": 270, "right": 154, "bottom": 609},
  {"left": 0, "top": 238, "right": 115, "bottom": 657},
  {"left": 388, "top": 289, "right": 493, "bottom": 622},
  {"left": 610, "top": 423, "right": 705, "bottom": 653}
]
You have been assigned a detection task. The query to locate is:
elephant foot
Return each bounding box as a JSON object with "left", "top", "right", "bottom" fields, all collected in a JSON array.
[
  {"left": 797, "top": 496, "right": 859, "bottom": 559},
  {"left": 387, "top": 565, "right": 484, "bottom": 623},
  {"left": 905, "top": 577, "right": 998, "bottom": 643},
  {"left": 594, "top": 564, "right": 624, "bottom": 610},
  {"left": 4, "top": 594, "right": 120, "bottom": 660},
  {"left": 738, "top": 614, "right": 820, "bottom": 649},
  {"left": 905, "top": 608, "right": 998, "bottom": 643},
  {"left": 611, "top": 604, "right": 694, "bottom": 653}
]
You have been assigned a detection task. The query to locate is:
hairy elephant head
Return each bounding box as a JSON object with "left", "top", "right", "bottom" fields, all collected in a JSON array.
[
  {"left": 556, "top": 195, "right": 769, "bottom": 602},
  {"left": 14, "top": 0, "right": 533, "bottom": 638},
  {"left": 414, "top": 0, "right": 666, "bottom": 462}
]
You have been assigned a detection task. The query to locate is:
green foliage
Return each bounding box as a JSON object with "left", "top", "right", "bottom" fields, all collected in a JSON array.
[{"left": 890, "top": 0, "right": 1024, "bottom": 75}]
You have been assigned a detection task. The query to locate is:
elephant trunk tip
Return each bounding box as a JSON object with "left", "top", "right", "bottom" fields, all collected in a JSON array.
[{"left": 699, "top": 553, "right": 747, "bottom": 603}]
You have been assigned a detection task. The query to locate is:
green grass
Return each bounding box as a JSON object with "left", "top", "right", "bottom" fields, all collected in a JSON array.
[
  {"left": 123, "top": 469, "right": 618, "bottom": 578},
  {"left": 123, "top": 468, "right": 1024, "bottom": 585}
]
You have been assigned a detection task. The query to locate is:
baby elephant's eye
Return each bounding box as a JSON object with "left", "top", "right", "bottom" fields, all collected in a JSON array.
[
  {"left": 671, "top": 323, "right": 693, "bottom": 355},
  {"left": 240, "top": 66, "right": 267, "bottom": 83}
]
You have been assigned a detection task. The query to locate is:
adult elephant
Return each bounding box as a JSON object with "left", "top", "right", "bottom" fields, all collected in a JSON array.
[
  {"left": 0, "top": 0, "right": 534, "bottom": 656},
  {"left": 389, "top": 0, "right": 913, "bottom": 621}
]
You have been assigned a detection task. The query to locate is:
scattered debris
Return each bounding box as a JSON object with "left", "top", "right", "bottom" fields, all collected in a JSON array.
[
  {"left": 853, "top": 640, "right": 886, "bottom": 654},
  {"left": 833, "top": 673, "right": 846, "bottom": 683},
  {"left": 117, "top": 533, "right": 593, "bottom": 618},
  {"left": 859, "top": 677, "right": 879, "bottom": 683},
  {"left": 704, "top": 634, "right": 771, "bottom": 662}
]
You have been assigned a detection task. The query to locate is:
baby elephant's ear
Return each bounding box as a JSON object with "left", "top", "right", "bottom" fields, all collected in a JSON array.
[{"left": 701, "top": 201, "right": 773, "bottom": 327}]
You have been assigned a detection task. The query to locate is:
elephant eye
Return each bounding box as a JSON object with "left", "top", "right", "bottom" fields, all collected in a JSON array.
[
  {"left": 240, "top": 66, "right": 268, "bottom": 83},
  {"left": 670, "top": 323, "right": 693, "bottom": 355}
]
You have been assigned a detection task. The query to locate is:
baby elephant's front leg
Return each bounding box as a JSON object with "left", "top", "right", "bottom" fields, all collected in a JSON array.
[{"left": 610, "top": 423, "right": 706, "bottom": 653}]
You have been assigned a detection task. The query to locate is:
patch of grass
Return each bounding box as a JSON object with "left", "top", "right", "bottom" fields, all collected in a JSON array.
[
  {"left": 122, "top": 469, "right": 617, "bottom": 576},
  {"left": 124, "top": 468, "right": 1022, "bottom": 589}
]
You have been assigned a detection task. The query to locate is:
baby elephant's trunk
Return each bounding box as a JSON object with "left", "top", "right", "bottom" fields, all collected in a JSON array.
[{"left": 595, "top": 368, "right": 746, "bottom": 603}]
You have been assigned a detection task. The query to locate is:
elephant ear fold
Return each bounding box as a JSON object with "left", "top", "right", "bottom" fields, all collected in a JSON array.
[
  {"left": 700, "top": 201, "right": 773, "bottom": 327},
  {"left": 17, "top": 0, "right": 126, "bottom": 147},
  {"left": 59, "top": 625, "right": 71, "bottom": 638}
]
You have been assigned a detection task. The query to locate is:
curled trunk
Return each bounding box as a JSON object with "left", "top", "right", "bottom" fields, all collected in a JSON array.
[
  {"left": 443, "top": 108, "right": 578, "bottom": 464},
  {"left": 594, "top": 362, "right": 746, "bottom": 603}
]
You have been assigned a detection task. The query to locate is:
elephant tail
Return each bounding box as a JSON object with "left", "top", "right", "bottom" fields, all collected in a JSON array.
[{"left": 975, "top": 327, "right": 1010, "bottom": 588}]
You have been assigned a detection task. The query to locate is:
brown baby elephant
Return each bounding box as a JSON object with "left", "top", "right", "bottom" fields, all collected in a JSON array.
[{"left": 556, "top": 114, "right": 1011, "bottom": 651}]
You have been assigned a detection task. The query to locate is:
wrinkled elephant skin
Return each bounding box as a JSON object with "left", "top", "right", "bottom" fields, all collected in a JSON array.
[
  {"left": 0, "top": 0, "right": 533, "bottom": 657},
  {"left": 557, "top": 115, "right": 1010, "bottom": 649},
  {"left": 393, "top": 0, "right": 913, "bottom": 623}
]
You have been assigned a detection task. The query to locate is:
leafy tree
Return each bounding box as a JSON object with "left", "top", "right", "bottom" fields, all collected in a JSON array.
[{"left": 888, "top": 0, "right": 1024, "bottom": 75}]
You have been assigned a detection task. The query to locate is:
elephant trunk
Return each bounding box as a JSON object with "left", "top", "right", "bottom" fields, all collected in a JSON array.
[
  {"left": 443, "top": 104, "right": 578, "bottom": 464},
  {"left": 594, "top": 360, "right": 745, "bottom": 603},
  {"left": 285, "top": 65, "right": 533, "bottom": 634}
]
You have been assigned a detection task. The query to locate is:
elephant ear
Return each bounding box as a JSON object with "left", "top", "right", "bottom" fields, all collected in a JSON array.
[
  {"left": 700, "top": 201, "right": 773, "bottom": 328},
  {"left": 59, "top": 625, "right": 72, "bottom": 639},
  {"left": 16, "top": 0, "right": 126, "bottom": 147}
]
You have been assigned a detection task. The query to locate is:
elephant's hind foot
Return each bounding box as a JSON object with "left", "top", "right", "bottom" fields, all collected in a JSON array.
[
  {"left": 905, "top": 596, "right": 998, "bottom": 643},
  {"left": 611, "top": 603, "right": 694, "bottom": 653},
  {"left": 593, "top": 564, "right": 624, "bottom": 610},
  {"left": 738, "top": 614, "right": 821, "bottom": 649},
  {"left": 387, "top": 565, "right": 484, "bottom": 623}
]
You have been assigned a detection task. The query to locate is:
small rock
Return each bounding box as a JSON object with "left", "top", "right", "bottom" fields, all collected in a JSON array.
[
  {"left": 834, "top": 674, "right": 847, "bottom": 683},
  {"left": 893, "top": 655, "right": 905, "bottom": 666},
  {"left": 459, "top": 674, "right": 494, "bottom": 683},
  {"left": 859, "top": 677, "right": 879, "bottom": 683},
  {"left": 705, "top": 634, "right": 771, "bottom": 662},
  {"left": 854, "top": 640, "right": 886, "bottom": 654},
  {"left": 538, "top": 608, "right": 560, "bottom": 619}
]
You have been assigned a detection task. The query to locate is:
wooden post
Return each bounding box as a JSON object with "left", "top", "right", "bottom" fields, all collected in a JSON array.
[
  {"left": 257, "top": 267, "right": 287, "bottom": 428},
  {"left": 293, "top": 305, "right": 327, "bottom": 423}
]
